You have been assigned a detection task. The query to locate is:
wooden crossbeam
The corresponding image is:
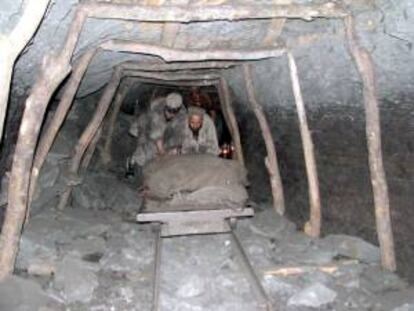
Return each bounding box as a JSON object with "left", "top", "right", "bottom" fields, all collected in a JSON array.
[
  {"left": 101, "top": 40, "right": 285, "bottom": 61},
  {"left": 82, "top": 2, "right": 348, "bottom": 22},
  {"left": 137, "top": 208, "right": 254, "bottom": 237}
]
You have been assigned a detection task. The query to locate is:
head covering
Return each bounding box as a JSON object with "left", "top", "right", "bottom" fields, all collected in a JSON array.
[
  {"left": 165, "top": 92, "right": 183, "bottom": 109},
  {"left": 188, "top": 106, "right": 205, "bottom": 118}
]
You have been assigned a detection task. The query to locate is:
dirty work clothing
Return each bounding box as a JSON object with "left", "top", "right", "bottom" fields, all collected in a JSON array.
[
  {"left": 130, "top": 113, "right": 155, "bottom": 166},
  {"left": 181, "top": 114, "right": 219, "bottom": 156},
  {"left": 148, "top": 97, "right": 186, "bottom": 144},
  {"left": 130, "top": 97, "right": 186, "bottom": 166},
  {"left": 163, "top": 112, "right": 187, "bottom": 151},
  {"left": 129, "top": 113, "right": 147, "bottom": 140}
]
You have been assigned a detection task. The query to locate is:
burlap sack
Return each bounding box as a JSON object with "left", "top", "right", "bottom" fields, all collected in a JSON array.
[{"left": 143, "top": 154, "right": 248, "bottom": 205}]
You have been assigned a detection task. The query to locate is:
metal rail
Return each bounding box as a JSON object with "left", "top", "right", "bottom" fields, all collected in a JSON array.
[
  {"left": 230, "top": 229, "right": 273, "bottom": 311},
  {"left": 152, "top": 224, "right": 162, "bottom": 311},
  {"left": 149, "top": 226, "right": 272, "bottom": 310}
]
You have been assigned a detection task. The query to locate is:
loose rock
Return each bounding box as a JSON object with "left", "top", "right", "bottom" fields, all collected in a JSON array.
[
  {"left": 318, "top": 234, "right": 381, "bottom": 263},
  {"left": 393, "top": 303, "right": 414, "bottom": 311},
  {"left": 177, "top": 275, "right": 206, "bottom": 298},
  {"left": 0, "top": 275, "right": 62, "bottom": 311},
  {"left": 288, "top": 282, "right": 337, "bottom": 308},
  {"left": 54, "top": 256, "right": 99, "bottom": 303}
]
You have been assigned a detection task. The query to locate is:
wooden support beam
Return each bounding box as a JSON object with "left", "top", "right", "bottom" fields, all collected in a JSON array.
[
  {"left": 57, "top": 69, "right": 122, "bottom": 210},
  {"left": 262, "top": 0, "right": 290, "bottom": 46},
  {"left": 344, "top": 16, "right": 396, "bottom": 271},
  {"left": 0, "top": 0, "right": 50, "bottom": 143},
  {"left": 81, "top": 126, "right": 103, "bottom": 173},
  {"left": 0, "top": 55, "right": 72, "bottom": 280},
  {"left": 161, "top": 23, "right": 182, "bottom": 47},
  {"left": 61, "top": 9, "right": 89, "bottom": 61},
  {"left": 287, "top": 52, "right": 321, "bottom": 238},
  {"left": 131, "top": 78, "right": 218, "bottom": 87},
  {"left": 262, "top": 19, "right": 286, "bottom": 46},
  {"left": 123, "top": 70, "right": 221, "bottom": 81},
  {"left": 160, "top": 0, "right": 190, "bottom": 47},
  {"left": 264, "top": 260, "right": 358, "bottom": 277},
  {"left": 217, "top": 78, "right": 244, "bottom": 166},
  {"left": 101, "top": 80, "right": 133, "bottom": 165},
  {"left": 119, "top": 60, "right": 236, "bottom": 71},
  {"left": 101, "top": 40, "right": 285, "bottom": 61},
  {"left": 28, "top": 49, "right": 97, "bottom": 213},
  {"left": 82, "top": 2, "right": 348, "bottom": 22},
  {"left": 243, "top": 64, "right": 285, "bottom": 215},
  {"left": 0, "top": 5, "right": 88, "bottom": 281}
]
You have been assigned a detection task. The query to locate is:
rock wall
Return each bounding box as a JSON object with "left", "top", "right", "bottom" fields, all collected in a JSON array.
[{"left": 223, "top": 2, "right": 414, "bottom": 281}]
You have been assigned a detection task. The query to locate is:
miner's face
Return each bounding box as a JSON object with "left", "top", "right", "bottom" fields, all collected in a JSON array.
[
  {"left": 190, "top": 86, "right": 200, "bottom": 94},
  {"left": 189, "top": 114, "right": 203, "bottom": 132},
  {"left": 190, "top": 87, "right": 202, "bottom": 107},
  {"left": 164, "top": 106, "right": 180, "bottom": 121}
]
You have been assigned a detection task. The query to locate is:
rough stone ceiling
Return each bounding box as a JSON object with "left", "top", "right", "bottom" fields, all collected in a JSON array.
[
  {"left": 1, "top": 0, "right": 413, "bottom": 100},
  {"left": 2, "top": 0, "right": 339, "bottom": 97}
]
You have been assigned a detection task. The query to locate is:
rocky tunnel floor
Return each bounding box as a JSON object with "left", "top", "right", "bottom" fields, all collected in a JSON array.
[{"left": 1, "top": 194, "right": 414, "bottom": 311}]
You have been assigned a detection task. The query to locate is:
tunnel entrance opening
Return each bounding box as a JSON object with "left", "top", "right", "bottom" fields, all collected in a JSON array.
[{"left": 124, "top": 84, "right": 234, "bottom": 159}]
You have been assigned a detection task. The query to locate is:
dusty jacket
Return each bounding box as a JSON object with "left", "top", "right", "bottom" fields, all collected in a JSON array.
[
  {"left": 181, "top": 114, "right": 219, "bottom": 156},
  {"left": 131, "top": 98, "right": 186, "bottom": 166},
  {"left": 148, "top": 97, "right": 186, "bottom": 149}
]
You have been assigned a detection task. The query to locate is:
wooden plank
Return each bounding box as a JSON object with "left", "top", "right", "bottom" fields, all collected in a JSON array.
[
  {"left": 137, "top": 207, "right": 254, "bottom": 222},
  {"left": 83, "top": 2, "right": 348, "bottom": 22},
  {"left": 102, "top": 40, "right": 285, "bottom": 61},
  {"left": 262, "top": 0, "right": 290, "bottom": 46}
]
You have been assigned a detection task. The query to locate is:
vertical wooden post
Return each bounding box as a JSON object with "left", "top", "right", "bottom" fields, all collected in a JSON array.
[
  {"left": 57, "top": 69, "right": 122, "bottom": 210},
  {"left": 287, "top": 52, "right": 321, "bottom": 238},
  {"left": 0, "top": 55, "right": 71, "bottom": 280},
  {"left": 81, "top": 126, "right": 103, "bottom": 173},
  {"left": 218, "top": 78, "right": 245, "bottom": 167},
  {"left": 0, "top": 9, "right": 87, "bottom": 280},
  {"left": 262, "top": 0, "right": 290, "bottom": 46},
  {"left": 344, "top": 16, "right": 396, "bottom": 271},
  {"left": 101, "top": 79, "right": 133, "bottom": 165},
  {"left": 0, "top": 0, "right": 50, "bottom": 143},
  {"left": 217, "top": 83, "right": 232, "bottom": 144},
  {"left": 28, "top": 49, "right": 96, "bottom": 211},
  {"left": 160, "top": 0, "right": 190, "bottom": 47},
  {"left": 243, "top": 64, "right": 285, "bottom": 215}
]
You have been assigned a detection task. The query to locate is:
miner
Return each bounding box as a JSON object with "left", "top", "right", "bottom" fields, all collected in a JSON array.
[
  {"left": 129, "top": 92, "right": 186, "bottom": 168},
  {"left": 181, "top": 106, "right": 219, "bottom": 156}
]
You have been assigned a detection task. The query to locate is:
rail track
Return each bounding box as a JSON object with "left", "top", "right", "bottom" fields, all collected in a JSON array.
[{"left": 137, "top": 207, "right": 273, "bottom": 311}]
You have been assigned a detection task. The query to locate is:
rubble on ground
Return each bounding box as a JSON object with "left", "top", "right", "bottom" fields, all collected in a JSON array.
[{"left": 0, "top": 204, "right": 411, "bottom": 311}]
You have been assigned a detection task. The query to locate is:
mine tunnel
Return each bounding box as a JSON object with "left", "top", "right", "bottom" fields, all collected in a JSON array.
[{"left": 0, "top": 0, "right": 413, "bottom": 310}]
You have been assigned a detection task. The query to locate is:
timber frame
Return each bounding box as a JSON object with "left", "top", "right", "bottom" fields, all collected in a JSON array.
[
  {"left": 0, "top": 0, "right": 51, "bottom": 144},
  {"left": 0, "top": 0, "right": 396, "bottom": 280}
]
